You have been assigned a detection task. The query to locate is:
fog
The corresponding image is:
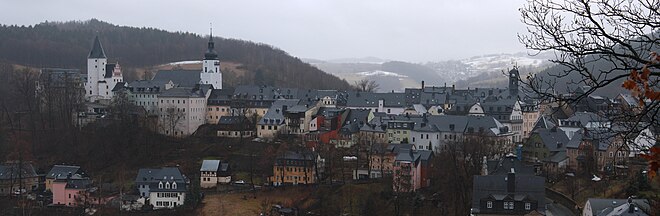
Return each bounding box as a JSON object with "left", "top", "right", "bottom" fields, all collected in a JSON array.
[{"left": 0, "top": 0, "right": 530, "bottom": 62}]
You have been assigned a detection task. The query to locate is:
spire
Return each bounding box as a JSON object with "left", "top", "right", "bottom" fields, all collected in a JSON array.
[
  {"left": 88, "top": 36, "right": 106, "bottom": 59},
  {"left": 204, "top": 24, "right": 218, "bottom": 60}
]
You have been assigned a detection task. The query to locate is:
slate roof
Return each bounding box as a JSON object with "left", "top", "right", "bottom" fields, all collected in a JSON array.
[
  {"left": 123, "top": 80, "right": 168, "bottom": 93},
  {"left": 38, "top": 68, "right": 84, "bottom": 87},
  {"left": 533, "top": 115, "right": 556, "bottom": 131},
  {"left": 586, "top": 198, "right": 650, "bottom": 216},
  {"left": 159, "top": 84, "right": 211, "bottom": 98},
  {"left": 472, "top": 174, "right": 546, "bottom": 213},
  {"left": 233, "top": 85, "right": 278, "bottom": 101},
  {"left": 152, "top": 70, "right": 201, "bottom": 87},
  {"left": 345, "top": 91, "right": 407, "bottom": 108},
  {"left": 617, "top": 93, "right": 637, "bottom": 107},
  {"left": 200, "top": 160, "right": 220, "bottom": 172},
  {"left": 208, "top": 88, "right": 234, "bottom": 105},
  {"left": 88, "top": 36, "right": 106, "bottom": 59},
  {"left": 536, "top": 127, "right": 570, "bottom": 152},
  {"left": 543, "top": 151, "right": 567, "bottom": 163},
  {"left": 135, "top": 167, "right": 187, "bottom": 192},
  {"left": 104, "top": 63, "right": 115, "bottom": 78},
  {"left": 65, "top": 178, "right": 93, "bottom": 190},
  {"left": 486, "top": 156, "right": 535, "bottom": 175},
  {"left": 258, "top": 99, "right": 300, "bottom": 125},
  {"left": 274, "top": 150, "right": 317, "bottom": 166},
  {"left": 0, "top": 162, "right": 38, "bottom": 180},
  {"left": 47, "top": 165, "right": 83, "bottom": 180}
]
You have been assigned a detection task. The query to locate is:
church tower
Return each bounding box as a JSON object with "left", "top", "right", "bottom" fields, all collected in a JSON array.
[
  {"left": 508, "top": 67, "right": 520, "bottom": 97},
  {"left": 85, "top": 36, "right": 107, "bottom": 102},
  {"left": 200, "top": 29, "right": 222, "bottom": 89}
]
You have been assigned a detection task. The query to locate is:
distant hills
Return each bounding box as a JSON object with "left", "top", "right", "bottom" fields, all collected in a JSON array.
[
  {"left": 0, "top": 19, "right": 352, "bottom": 90},
  {"left": 306, "top": 52, "right": 553, "bottom": 92}
]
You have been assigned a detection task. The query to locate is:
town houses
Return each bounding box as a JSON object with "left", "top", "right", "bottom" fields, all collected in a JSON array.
[{"left": 12, "top": 34, "right": 656, "bottom": 215}]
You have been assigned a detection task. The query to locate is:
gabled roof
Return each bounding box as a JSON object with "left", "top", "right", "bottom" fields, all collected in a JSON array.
[
  {"left": 152, "top": 70, "right": 201, "bottom": 87},
  {"left": 0, "top": 162, "right": 38, "bottom": 180},
  {"left": 486, "top": 156, "right": 535, "bottom": 175},
  {"left": 258, "top": 99, "right": 300, "bottom": 125},
  {"left": 159, "top": 84, "right": 211, "bottom": 98},
  {"left": 533, "top": 115, "right": 556, "bottom": 130},
  {"left": 200, "top": 160, "right": 220, "bottom": 172},
  {"left": 47, "top": 165, "right": 83, "bottom": 180},
  {"left": 104, "top": 63, "right": 115, "bottom": 78},
  {"left": 135, "top": 167, "right": 187, "bottom": 192},
  {"left": 88, "top": 36, "right": 106, "bottom": 59},
  {"left": 472, "top": 174, "right": 545, "bottom": 213},
  {"left": 587, "top": 198, "right": 650, "bottom": 216},
  {"left": 536, "top": 127, "right": 570, "bottom": 152}
]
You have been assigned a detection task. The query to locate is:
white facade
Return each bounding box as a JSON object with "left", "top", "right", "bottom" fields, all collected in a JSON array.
[
  {"left": 149, "top": 191, "right": 185, "bottom": 210},
  {"left": 200, "top": 58, "right": 222, "bottom": 89},
  {"left": 410, "top": 130, "right": 441, "bottom": 151},
  {"left": 85, "top": 37, "right": 123, "bottom": 102},
  {"left": 158, "top": 93, "right": 210, "bottom": 137}
]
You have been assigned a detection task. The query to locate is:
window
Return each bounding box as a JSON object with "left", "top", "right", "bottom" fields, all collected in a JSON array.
[
  {"left": 525, "top": 202, "right": 531, "bottom": 210},
  {"left": 173, "top": 182, "right": 177, "bottom": 189},
  {"left": 487, "top": 201, "right": 492, "bottom": 208},
  {"left": 510, "top": 202, "right": 514, "bottom": 209},
  {"left": 159, "top": 181, "right": 163, "bottom": 189},
  {"left": 504, "top": 202, "right": 509, "bottom": 209}
]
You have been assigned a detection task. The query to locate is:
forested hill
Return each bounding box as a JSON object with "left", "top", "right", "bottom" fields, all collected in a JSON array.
[{"left": 0, "top": 19, "right": 352, "bottom": 90}]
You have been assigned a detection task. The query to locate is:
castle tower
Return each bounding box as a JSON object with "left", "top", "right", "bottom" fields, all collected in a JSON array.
[
  {"left": 200, "top": 29, "right": 222, "bottom": 89},
  {"left": 508, "top": 67, "right": 520, "bottom": 97},
  {"left": 85, "top": 36, "right": 108, "bottom": 102}
]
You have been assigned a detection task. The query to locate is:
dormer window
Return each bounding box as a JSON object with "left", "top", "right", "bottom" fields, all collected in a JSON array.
[
  {"left": 158, "top": 181, "right": 163, "bottom": 189},
  {"left": 172, "top": 182, "right": 177, "bottom": 189},
  {"left": 165, "top": 182, "right": 170, "bottom": 189}
]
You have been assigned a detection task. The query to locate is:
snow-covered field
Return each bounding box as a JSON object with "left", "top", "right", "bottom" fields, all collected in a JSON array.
[{"left": 357, "top": 70, "right": 408, "bottom": 78}]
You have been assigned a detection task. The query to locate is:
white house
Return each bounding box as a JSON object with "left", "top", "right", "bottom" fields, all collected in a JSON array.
[
  {"left": 200, "top": 160, "right": 231, "bottom": 188},
  {"left": 135, "top": 167, "right": 187, "bottom": 210}
]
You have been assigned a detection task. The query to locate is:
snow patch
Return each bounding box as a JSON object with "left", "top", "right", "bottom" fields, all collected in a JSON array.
[
  {"left": 167, "top": 60, "right": 202, "bottom": 65},
  {"left": 357, "top": 70, "right": 408, "bottom": 78}
]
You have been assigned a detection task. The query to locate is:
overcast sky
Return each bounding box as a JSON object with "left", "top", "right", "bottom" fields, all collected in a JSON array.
[{"left": 0, "top": 0, "right": 529, "bottom": 62}]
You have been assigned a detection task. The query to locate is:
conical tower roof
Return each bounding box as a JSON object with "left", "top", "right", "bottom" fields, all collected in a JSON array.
[{"left": 88, "top": 36, "right": 106, "bottom": 59}]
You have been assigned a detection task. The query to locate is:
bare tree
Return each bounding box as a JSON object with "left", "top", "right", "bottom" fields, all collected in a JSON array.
[
  {"left": 161, "top": 106, "right": 185, "bottom": 136},
  {"left": 519, "top": 1, "right": 659, "bottom": 132},
  {"left": 353, "top": 79, "right": 380, "bottom": 92}
]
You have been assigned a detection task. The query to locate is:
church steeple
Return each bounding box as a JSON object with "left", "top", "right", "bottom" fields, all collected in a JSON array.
[
  {"left": 88, "top": 36, "right": 106, "bottom": 59},
  {"left": 204, "top": 26, "right": 218, "bottom": 60}
]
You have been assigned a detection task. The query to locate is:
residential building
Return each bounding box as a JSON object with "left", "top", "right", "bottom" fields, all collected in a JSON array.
[
  {"left": 471, "top": 156, "right": 545, "bottom": 215},
  {"left": 582, "top": 198, "right": 650, "bottom": 216},
  {"left": 215, "top": 116, "right": 255, "bottom": 138},
  {"left": 157, "top": 85, "right": 212, "bottom": 137},
  {"left": 0, "top": 162, "right": 39, "bottom": 196},
  {"left": 392, "top": 144, "right": 433, "bottom": 192},
  {"left": 257, "top": 99, "right": 299, "bottom": 139},
  {"left": 45, "top": 165, "right": 85, "bottom": 192},
  {"left": 206, "top": 88, "right": 234, "bottom": 124},
  {"left": 270, "top": 150, "right": 320, "bottom": 186},
  {"left": 200, "top": 160, "right": 231, "bottom": 188},
  {"left": 52, "top": 174, "right": 101, "bottom": 207},
  {"left": 135, "top": 167, "right": 188, "bottom": 209}
]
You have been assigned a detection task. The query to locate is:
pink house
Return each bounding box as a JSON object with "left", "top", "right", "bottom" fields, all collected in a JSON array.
[
  {"left": 392, "top": 145, "right": 433, "bottom": 192},
  {"left": 52, "top": 176, "right": 101, "bottom": 207}
]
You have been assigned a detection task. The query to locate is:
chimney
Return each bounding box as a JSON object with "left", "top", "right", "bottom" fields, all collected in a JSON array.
[
  {"left": 282, "top": 105, "right": 288, "bottom": 112},
  {"left": 421, "top": 81, "right": 425, "bottom": 89},
  {"left": 507, "top": 171, "right": 516, "bottom": 193},
  {"left": 481, "top": 156, "right": 488, "bottom": 175},
  {"left": 452, "top": 84, "right": 455, "bottom": 93}
]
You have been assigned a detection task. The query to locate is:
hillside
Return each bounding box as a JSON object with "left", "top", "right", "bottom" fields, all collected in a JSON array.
[{"left": 0, "top": 19, "right": 352, "bottom": 90}]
